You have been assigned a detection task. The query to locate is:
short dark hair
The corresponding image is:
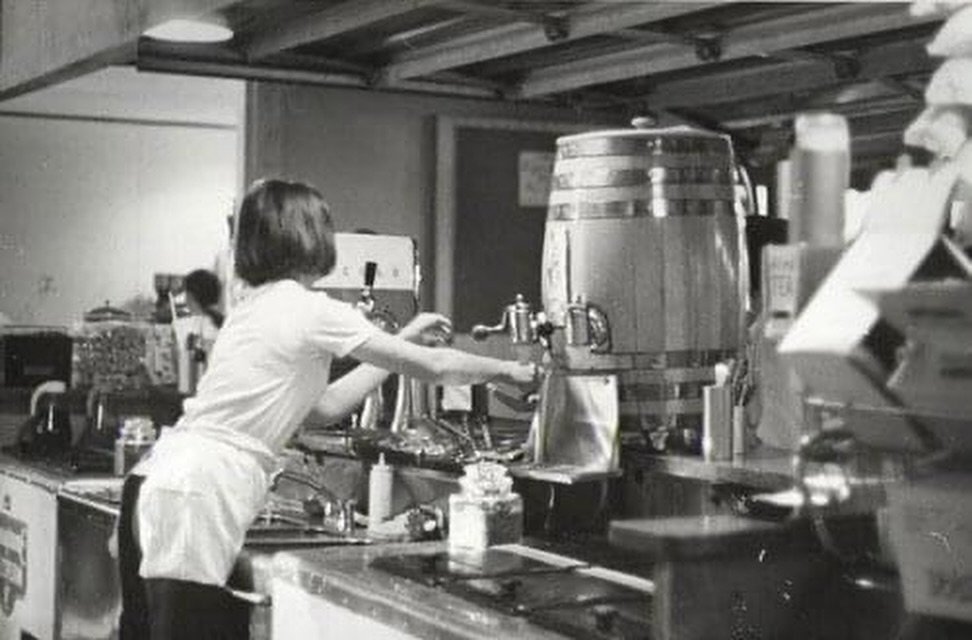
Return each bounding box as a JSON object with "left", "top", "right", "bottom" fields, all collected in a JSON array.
[
  {"left": 235, "top": 179, "right": 337, "bottom": 286},
  {"left": 184, "top": 269, "right": 221, "bottom": 308}
]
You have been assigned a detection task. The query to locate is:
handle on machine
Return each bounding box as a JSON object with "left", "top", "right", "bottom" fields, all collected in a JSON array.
[
  {"left": 29, "top": 380, "right": 67, "bottom": 417},
  {"left": 226, "top": 588, "right": 271, "bottom": 607},
  {"left": 565, "top": 297, "right": 611, "bottom": 353}
]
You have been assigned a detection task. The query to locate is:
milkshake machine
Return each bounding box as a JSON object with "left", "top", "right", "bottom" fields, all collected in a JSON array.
[{"left": 474, "top": 123, "right": 749, "bottom": 461}]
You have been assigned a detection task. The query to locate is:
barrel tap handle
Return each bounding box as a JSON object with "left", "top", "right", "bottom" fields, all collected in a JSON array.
[
  {"left": 565, "top": 296, "right": 611, "bottom": 353},
  {"left": 533, "top": 312, "right": 555, "bottom": 351},
  {"left": 585, "top": 304, "right": 611, "bottom": 353},
  {"left": 356, "top": 261, "right": 398, "bottom": 332},
  {"left": 470, "top": 308, "right": 510, "bottom": 342},
  {"left": 472, "top": 294, "right": 529, "bottom": 342},
  {"left": 356, "top": 261, "right": 378, "bottom": 315},
  {"left": 473, "top": 294, "right": 551, "bottom": 349}
]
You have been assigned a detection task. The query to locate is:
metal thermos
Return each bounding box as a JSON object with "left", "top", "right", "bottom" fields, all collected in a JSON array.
[
  {"left": 789, "top": 112, "right": 850, "bottom": 247},
  {"left": 114, "top": 416, "right": 156, "bottom": 476}
]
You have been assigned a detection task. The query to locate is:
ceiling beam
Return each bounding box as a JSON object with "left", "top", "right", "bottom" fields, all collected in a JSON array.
[
  {"left": 340, "top": 16, "right": 471, "bottom": 58},
  {"left": 382, "top": 2, "right": 721, "bottom": 83},
  {"left": 878, "top": 77, "right": 925, "bottom": 101},
  {"left": 0, "top": 0, "right": 239, "bottom": 100},
  {"left": 141, "top": 0, "right": 241, "bottom": 27},
  {"left": 641, "top": 38, "right": 933, "bottom": 110},
  {"left": 849, "top": 110, "right": 923, "bottom": 137},
  {"left": 246, "top": 0, "right": 449, "bottom": 60},
  {"left": 749, "top": 128, "right": 906, "bottom": 164},
  {"left": 517, "top": 3, "right": 942, "bottom": 98},
  {"left": 437, "top": 1, "right": 548, "bottom": 26},
  {"left": 722, "top": 95, "right": 920, "bottom": 130},
  {"left": 852, "top": 131, "right": 907, "bottom": 158},
  {"left": 138, "top": 42, "right": 497, "bottom": 100}
]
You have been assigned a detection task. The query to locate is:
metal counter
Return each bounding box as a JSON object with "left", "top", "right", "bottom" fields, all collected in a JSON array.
[{"left": 271, "top": 542, "right": 571, "bottom": 640}]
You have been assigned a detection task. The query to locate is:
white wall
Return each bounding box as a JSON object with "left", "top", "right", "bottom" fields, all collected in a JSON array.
[
  {"left": 0, "top": 67, "right": 244, "bottom": 326},
  {"left": 245, "top": 82, "right": 616, "bottom": 306}
]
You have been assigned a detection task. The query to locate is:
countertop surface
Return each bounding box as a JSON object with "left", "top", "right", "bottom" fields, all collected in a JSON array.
[
  {"left": 624, "top": 444, "right": 794, "bottom": 490},
  {"left": 273, "top": 541, "right": 572, "bottom": 640},
  {"left": 0, "top": 451, "right": 114, "bottom": 491}
]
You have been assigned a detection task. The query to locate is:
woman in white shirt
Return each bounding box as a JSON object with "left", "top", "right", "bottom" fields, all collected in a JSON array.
[{"left": 118, "top": 179, "right": 537, "bottom": 640}]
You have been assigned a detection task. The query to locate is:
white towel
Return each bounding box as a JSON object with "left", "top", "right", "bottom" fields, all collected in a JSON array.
[
  {"left": 903, "top": 105, "right": 970, "bottom": 157},
  {"left": 928, "top": 5, "right": 972, "bottom": 56},
  {"left": 925, "top": 58, "right": 972, "bottom": 106},
  {"left": 912, "top": 0, "right": 971, "bottom": 19},
  {"left": 958, "top": 138, "right": 972, "bottom": 188}
]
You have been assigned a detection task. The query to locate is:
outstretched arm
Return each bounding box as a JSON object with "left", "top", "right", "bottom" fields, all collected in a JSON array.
[
  {"left": 312, "top": 313, "right": 499, "bottom": 424},
  {"left": 312, "top": 362, "right": 389, "bottom": 425},
  {"left": 350, "top": 331, "right": 535, "bottom": 387}
]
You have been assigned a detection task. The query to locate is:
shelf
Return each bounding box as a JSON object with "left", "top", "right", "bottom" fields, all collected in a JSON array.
[{"left": 622, "top": 446, "right": 794, "bottom": 491}]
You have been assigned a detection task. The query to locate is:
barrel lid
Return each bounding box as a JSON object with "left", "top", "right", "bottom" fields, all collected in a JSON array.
[{"left": 556, "top": 125, "right": 728, "bottom": 145}]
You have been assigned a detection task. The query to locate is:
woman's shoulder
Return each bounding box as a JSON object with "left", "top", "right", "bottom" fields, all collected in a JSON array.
[{"left": 254, "top": 280, "right": 361, "bottom": 320}]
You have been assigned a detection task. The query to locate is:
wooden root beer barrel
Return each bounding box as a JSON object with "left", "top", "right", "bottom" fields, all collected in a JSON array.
[{"left": 541, "top": 126, "right": 744, "bottom": 454}]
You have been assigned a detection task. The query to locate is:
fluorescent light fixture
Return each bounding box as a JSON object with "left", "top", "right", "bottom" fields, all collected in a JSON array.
[{"left": 143, "top": 19, "right": 233, "bottom": 43}]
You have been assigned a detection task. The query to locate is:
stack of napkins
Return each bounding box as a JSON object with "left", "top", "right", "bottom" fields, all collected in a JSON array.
[
  {"left": 778, "top": 2, "right": 972, "bottom": 449},
  {"left": 905, "top": 2, "right": 972, "bottom": 160}
]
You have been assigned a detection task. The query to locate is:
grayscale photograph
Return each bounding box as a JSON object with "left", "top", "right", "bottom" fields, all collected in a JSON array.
[{"left": 0, "top": 1, "right": 970, "bottom": 638}]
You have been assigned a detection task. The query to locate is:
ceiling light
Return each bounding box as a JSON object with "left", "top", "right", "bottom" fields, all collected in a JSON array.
[{"left": 143, "top": 19, "right": 233, "bottom": 43}]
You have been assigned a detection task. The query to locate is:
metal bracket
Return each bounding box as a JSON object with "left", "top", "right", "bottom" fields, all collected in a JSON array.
[
  {"left": 833, "top": 55, "right": 861, "bottom": 81},
  {"left": 543, "top": 16, "right": 570, "bottom": 42},
  {"left": 695, "top": 36, "right": 723, "bottom": 62}
]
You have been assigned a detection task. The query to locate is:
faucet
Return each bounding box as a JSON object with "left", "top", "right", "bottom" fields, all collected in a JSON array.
[
  {"left": 271, "top": 468, "right": 342, "bottom": 506},
  {"left": 270, "top": 468, "right": 361, "bottom": 533},
  {"left": 471, "top": 294, "right": 551, "bottom": 346}
]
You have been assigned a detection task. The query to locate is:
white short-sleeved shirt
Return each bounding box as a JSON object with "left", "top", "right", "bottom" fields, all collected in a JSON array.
[{"left": 135, "top": 279, "right": 378, "bottom": 584}]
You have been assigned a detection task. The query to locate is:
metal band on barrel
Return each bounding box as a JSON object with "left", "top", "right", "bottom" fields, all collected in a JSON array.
[
  {"left": 618, "top": 380, "right": 708, "bottom": 402},
  {"left": 549, "top": 199, "right": 735, "bottom": 219},
  {"left": 555, "top": 154, "right": 733, "bottom": 169},
  {"left": 558, "top": 137, "right": 730, "bottom": 158},
  {"left": 556, "top": 349, "right": 736, "bottom": 371},
  {"left": 553, "top": 169, "right": 734, "bottom": 190},
  {"left": 619, "top": 413, "right": 703, "bottom": 431}
]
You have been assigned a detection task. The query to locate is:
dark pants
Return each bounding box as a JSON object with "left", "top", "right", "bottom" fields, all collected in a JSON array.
[{"left": 118, "top": 474, "right": 251, "bottom": 640}]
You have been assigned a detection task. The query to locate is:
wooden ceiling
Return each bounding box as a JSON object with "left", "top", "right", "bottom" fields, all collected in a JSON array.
[{"left": 1, "top": 1, "right": 945, "bottom": 175}]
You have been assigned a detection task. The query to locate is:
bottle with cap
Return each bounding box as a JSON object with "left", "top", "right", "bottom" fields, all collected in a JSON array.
[{"left": 368, "top": 453, "right": 394, "bottom": 532}]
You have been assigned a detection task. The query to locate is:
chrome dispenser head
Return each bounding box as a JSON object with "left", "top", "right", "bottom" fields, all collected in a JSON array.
[
  {"left": 565, "top": 296, "right": 611, "bottom": 353},
  {"left": 471, "top": 294, "right": 553, "bottom": 347},
  {"left": 355, "top": 260, "right": 399, "bottom": 332}
]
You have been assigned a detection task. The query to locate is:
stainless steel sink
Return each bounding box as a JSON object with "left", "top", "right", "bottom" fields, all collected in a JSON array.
[
  {"left": 245, "top": 512, "right": 371, "bottom": 547},
  {"left": 245, "top": 528, "right": 371, "bottom": 547}
]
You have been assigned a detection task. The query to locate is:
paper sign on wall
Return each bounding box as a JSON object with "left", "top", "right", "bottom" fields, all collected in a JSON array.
[{"left": 518, "top": 151, "right": 555, "bottom": 208}]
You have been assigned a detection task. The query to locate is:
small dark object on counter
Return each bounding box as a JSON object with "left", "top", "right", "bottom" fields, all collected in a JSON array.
[
  {"left": 302, "top": 497, "right": 326, "bottom": 520},
  {"left": 405, "top": 505, "right": 445, "bottom": 541}
]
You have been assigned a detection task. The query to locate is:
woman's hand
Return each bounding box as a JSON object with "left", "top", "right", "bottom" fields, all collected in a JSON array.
[
  {"left": 398, "top": 312, "right": 453, "bottom": 346},
  {"left": 506, "top": 361, "right": 541, "bottom": 386}
]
